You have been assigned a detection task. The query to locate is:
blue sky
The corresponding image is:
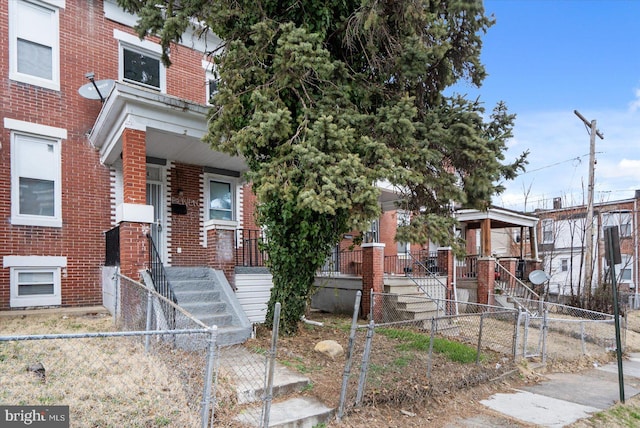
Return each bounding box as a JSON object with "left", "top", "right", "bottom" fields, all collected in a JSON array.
[{"left": 452, "top": 0, "right": 640, "bottom": 212}]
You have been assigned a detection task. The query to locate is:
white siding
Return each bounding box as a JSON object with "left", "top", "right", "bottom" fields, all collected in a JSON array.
[{"left": 235, "top": 273, "right": 273, "bottom": 323}]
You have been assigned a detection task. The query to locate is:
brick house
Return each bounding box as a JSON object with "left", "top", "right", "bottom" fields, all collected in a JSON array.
[
  {"left": 0, "top": 0, "right": 262, "bottom": 310},
  {"left": 534, "top": 192, "right": 640, "bottom": 297}
]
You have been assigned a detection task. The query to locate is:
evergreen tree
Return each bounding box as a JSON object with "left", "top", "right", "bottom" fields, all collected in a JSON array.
[{"left": 118, "top": 0, "right": 528, "bottom": 334}]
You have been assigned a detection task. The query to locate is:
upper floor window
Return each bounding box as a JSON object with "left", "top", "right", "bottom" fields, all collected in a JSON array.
[
  {"left": 115, "top": 29, "right": 166, "bottom": 92},
  {"left": 9, "top": 0, "right": 63, "bottom": 91},
  {"left": 542, "top": 219, "right": 554, "bottom": 244},
  {"left": 602, "top": 211, "right": 632, "bottom": 238},
  {"left": 5, "top": 119, "right": 65, "bottom": 228},
  {"left": 202, "top": 60, "right": 219, "bottom": 105}
]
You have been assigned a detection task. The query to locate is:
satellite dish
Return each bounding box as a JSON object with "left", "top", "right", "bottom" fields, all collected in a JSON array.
[
  {"left": 78, "top": 79, "right": 115, "bottom": 100},
  {"left": 529, "top": 269, "right": 550, "bottom": 285}
]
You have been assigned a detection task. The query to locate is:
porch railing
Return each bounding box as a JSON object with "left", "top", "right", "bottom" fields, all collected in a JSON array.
[
  {"left": 318, "top": 248, "right": 363, "bottom": 276},
  {"left": 384, "top": 251, "right": 440, "bottom": 276},
  {"left": 105, "top": 226, "right": 120, "bottom": 266},
  {"left": 235, "top": 229, "right": 268, "bottom": 267},
  {"left": 456, "top": 254, "right": 478, "bottom": 279},
  {"left": 146, "top": 234, "right": 177, "bottom": 328}
]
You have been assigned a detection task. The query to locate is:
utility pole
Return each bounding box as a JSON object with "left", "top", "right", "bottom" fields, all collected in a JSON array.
[{"left": 574, "top": 110, "right": 604, "bottom": 305}]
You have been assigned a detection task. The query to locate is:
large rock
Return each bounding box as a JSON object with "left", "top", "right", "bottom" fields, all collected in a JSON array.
[{"left": 314, "top": 340, "right": 344, "bottom": 359}]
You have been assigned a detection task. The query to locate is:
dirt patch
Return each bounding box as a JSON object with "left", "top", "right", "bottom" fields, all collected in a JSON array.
[{"left": 245, "top": 310, "right": 640, "bottom": 427}]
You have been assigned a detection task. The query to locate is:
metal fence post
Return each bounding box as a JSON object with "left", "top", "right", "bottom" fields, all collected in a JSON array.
[
  {"left": 427, "top": 317, "right": 436, "bottom": 380},
  {"left": 542, "top": 310, "right": 548, "bottom": 365},
  {"left": 201, "top": 326, "right": 218, "bottom": 428},
  {"left": 523, "top": 312, "right": 530, "bottom": 358},
  {"left": 476, "top": 312, "right": 485, "bottom": 365},
  {"left": 369, "top": 289, "right": 374, "bottom": 321},
  {"left": 513, "top": 310, "right": 522, "bottom": 360},
  {"left": 262, "top": 302, "right": 281, "bottom": 428},
  {"left": 355, "top": 320, "right": 375, "bottom": 406},
  {"left": 580, "top": 321, "right": 586, "bottom": 355},
  {"left": 144, "top": 288, "right": 153, "bottom": 353},
  {"left": 338, "top": 291, "right": 362, "bottom": 421}
]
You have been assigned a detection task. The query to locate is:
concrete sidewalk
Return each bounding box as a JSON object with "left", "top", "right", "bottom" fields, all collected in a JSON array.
[{"left": 452, "top": 353, "right": 640, "bottom": 427}]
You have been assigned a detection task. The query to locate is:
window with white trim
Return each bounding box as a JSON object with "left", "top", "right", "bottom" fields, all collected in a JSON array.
[
  {"left": 115, "top": 29, "right": 165, "bottom": 92},
  {"left": 207, "top": 176, "right": 235, "bottom": 222},
  {"left": 9, "top": 0, "right": 62, "bottom": 91},
  {"left": 7, "top": 120, "right": 64, "bottom": 228},
  {"left": 560, "top": 258, "right": 568, "bottom": 272},
  {"left": 4, "top": 256, "right": 66, "bottom": 307},
  {"left": 542, "top": 219, "right": 554, "bottom": 244},
  {"left": 202, "top": 60, "right": 219, "bottom": 105}
]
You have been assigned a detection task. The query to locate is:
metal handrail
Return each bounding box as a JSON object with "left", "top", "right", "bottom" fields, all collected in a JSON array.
[
  {"left": 495, "top": 263, "right": 541, "bottom": 314},
  {"left": 146, "top": 233, "right": 177, "bottom": 328},
  {"left": 235, "top": 229, "right": 268, "bottom": 267},
  {"left": 404, "top": 252, "right": 450, "bottom": 315}
]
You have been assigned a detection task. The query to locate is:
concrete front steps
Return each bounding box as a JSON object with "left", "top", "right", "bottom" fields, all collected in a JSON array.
[
  {"left": 164, "top": 267, "right": 252, "bottom": 346},
  {"left": 383, "top": 276, "right": 459, "bottom": 333},
  {"left": 224, "top": 347, "right": 334, "bottom": 427}
]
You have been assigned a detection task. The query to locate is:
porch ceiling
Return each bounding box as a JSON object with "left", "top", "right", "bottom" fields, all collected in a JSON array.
[{"left": 88, "top": 81, "right": 247, "bottom": 172}]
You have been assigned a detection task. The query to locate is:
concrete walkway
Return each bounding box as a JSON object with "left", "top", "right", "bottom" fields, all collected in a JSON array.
[{"left": 451, "top": 353, "right": 640, "bottom": 427}]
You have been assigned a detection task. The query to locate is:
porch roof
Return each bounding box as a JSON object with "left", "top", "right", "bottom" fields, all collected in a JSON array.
[
  {"left": 88, "top": 81, "right": 247, "bottom": 172},
  {"left": 455, "top": 207, "right": 538, "bottom": 229}
]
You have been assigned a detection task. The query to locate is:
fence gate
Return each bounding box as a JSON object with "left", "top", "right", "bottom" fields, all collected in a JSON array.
[{"left": 518, "top": 311, "right": 544, "bottom": 359}]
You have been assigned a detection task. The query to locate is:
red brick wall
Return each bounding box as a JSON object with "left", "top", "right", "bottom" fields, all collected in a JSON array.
[
  {"left": 0, "top": 1, "right": 215, "bottom": 309},
  {"left": 477, "top": 258, "right": 495, "bottom": 306},
  {"left": 242, "top": 184, "right": 259, "bottom": 231},
  {"left": 119, "top": 223, "right": 150, "bottom": 280},
  {"left": 207, "top": 229, "right": 236, "bottom": 289},
  {"left": 169, "top": 163, "right": 208, "bottom": 265},
  {"left": 379, "top": 211, "right": 397, "bottom": 256},
  {"left": 361, "top": 244, "right": 385, "bottom": 320}
]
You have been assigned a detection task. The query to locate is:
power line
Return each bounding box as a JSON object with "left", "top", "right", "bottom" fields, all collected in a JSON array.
[{"left": 518, "top": 152, "right": 603, "bottom": 175}]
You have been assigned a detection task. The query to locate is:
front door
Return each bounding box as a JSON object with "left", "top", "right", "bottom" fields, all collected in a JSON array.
[{"left": 146, "top": 166, "right": 165, "bottom": 262}]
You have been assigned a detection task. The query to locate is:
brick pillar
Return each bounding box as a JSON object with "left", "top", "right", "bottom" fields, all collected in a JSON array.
[
  {"left": 498, "top": 258, "right": 517, "bottom": 278},
  {"left": 207, "top": 228, "right": 237, "bottom": 290},
  {"left": 477, "top": 257, "right": 495, "bottom": 306},
  {"left": 361, "top": 243, "right": 385, "bottom": 320},
  {"left": 118, "top": 128, "right": 153, "bottom": 280},
  {"left": 122, "top": 129, "right": 147, "bottom": 204}
]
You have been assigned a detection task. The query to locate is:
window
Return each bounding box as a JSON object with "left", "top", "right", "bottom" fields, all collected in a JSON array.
[
  {"left": 542, "top": 219, "right": 554, "bottom": 244},
  {"left": 9, "top": 0, "right": 62, "bottom": 90},
  {"left": 115, "top": 29, "right": 165, "bottom": 92},
  {"left": 561, "top": 259, "right": 568, "bottom": 272},
  {"left": 397, "top": 211, "right": 410, "bottom": 255},
  {"left": 207, "top": 178, "right": 234, "bottom": 221},
  {"left": 6, "top": 119, "right": 64, "bottom": 227},
  {"left": 602, "top": 211, "right": 632, "bottom": 238},
  {"left": 4, "top": 256, "right": 66, "bottom": 307},
  {"left": 203, "top": 60, "right": 220, "bottom": 105}
]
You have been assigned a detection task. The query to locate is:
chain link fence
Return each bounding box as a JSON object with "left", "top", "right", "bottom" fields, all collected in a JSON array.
[
  {"left": 0, "top": 273, "right": 283, "bottom": 428},
  {"left": 337, "top": 292, "right": 519, "bottom": 419},
  {"left": 337, "top": 291, "right": 624, "bottom": 420},
  {"left": 515, "top": 299, "right": 619, "bottom": 362}
]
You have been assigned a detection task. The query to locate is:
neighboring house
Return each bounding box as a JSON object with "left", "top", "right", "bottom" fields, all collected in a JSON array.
[
  {"left": 534, "top": 192, "right": 640, "bottom": 297},
  {"left": 0, "top": 0, "right": 258, "bottom": 310}
]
